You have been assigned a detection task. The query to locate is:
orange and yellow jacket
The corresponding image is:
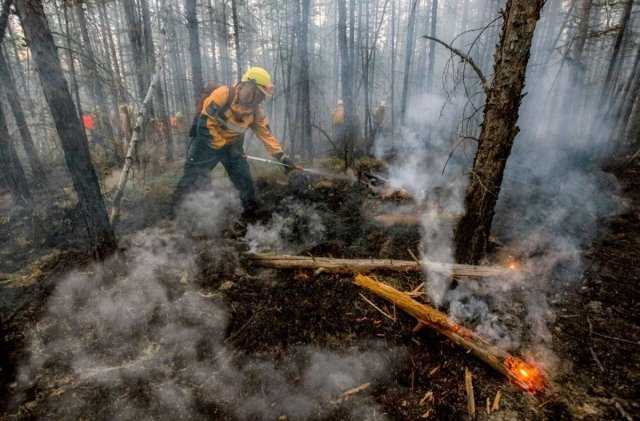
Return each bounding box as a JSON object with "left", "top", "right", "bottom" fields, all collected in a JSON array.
[
  {"left": 331, "top": 104, "right": 344, "bottom": 125},
  {"left": 197, "top": 85, "right": 284, "bottom": 157}
]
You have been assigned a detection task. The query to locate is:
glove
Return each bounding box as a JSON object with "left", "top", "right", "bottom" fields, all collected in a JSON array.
[{"left": 281, "top": 156, "right": 296, "bottom": 174}]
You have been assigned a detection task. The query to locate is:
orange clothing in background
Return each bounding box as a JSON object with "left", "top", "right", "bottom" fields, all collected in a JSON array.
[{"left": 82, "top": 115, "right": 94, "bottom": 130}]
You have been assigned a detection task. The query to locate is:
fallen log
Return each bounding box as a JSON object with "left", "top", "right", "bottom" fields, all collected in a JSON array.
[
  {"left": 354, "top": 274, "right": 547, "bottom": 392},
  {"left": 369, "top": 212, "right": 459, "bottom": 226},
  {"left": 246, "top": 253, "right": 517, "bottom": 278}
]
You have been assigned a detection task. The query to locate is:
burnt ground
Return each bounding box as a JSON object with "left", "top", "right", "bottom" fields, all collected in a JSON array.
[{"left": 0, "top": 165, "right": 638, "bottom": 420}]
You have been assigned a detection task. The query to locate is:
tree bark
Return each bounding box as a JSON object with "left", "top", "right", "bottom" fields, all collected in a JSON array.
[
  {"left": 298, "top": 0, "right": 313, "bottom": 162},
  {"left": 572, "top": 0, "right": 592, "bottom": 68},
  {"left": 15, "top": 0, "right": 116, "bottom": 259},
  {"left": 454, "top": 0, "right": 545, "bottom": 264},
  {"left": 0, "top": 52, "right": 46, "bottom": 184},
  {"left": 74, "top": 1, "right": 116, "bottom": 146},
  {"left": 140, "top": 0, "right": 173, "bottom": 163},
  {"left": 0, "top": 103, "right": 32, "bottom": 208},
  {"left": 122, "top": 0, "right": 147, "bottom": 99},
  {"left": 231, "top": 0, "right": 242, "bottom": 81},
  {"left": 426, "top": 0, "right": 438, "bottom": 92},
  {"left": 602, "top": 0, "right": 633, "bottom": 98},
  {"left": 401, "top": 0, "right": 418, "bottom": 121},
  {"left": 186, "top": 0, "right": 203, "bottom": 102},
  {"left": 338, "top": 0, "right": 356, "bottom": 168}
]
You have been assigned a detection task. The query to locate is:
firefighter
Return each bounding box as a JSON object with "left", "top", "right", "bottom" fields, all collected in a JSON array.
[
  {"left": 171, "top": 67, "right": 297, "bottom": 220},
  {"left": 373, "top": 100, "right": 387, "bottom": 137},
  {"left": 331, "top": 99, "right": 345, "bottom": 152}
]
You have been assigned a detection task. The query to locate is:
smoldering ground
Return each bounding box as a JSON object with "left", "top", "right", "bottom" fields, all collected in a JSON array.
[
  {"left": 10, "top": 195, "right": 401, "bottom": 419},
  {"left": 370, "top": 3, "right": 622, "bottom": 369}
]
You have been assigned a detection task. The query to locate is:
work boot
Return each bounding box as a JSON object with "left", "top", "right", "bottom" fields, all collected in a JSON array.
[{"left": 240, "top": 205, "right": 259, "bottom": 224}]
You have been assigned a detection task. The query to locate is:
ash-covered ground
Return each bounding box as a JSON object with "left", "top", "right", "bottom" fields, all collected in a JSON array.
[{"left": 0, "top": 165, "right": 638, "bottom": 420}]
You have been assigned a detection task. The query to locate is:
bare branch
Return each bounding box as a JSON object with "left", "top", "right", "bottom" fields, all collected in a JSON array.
[{"left": 423, "top": 34, "right": 489, "bottom": 93}]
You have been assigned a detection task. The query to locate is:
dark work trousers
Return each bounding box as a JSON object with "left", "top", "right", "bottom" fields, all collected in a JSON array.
[{"left": 171, "top": 138, "right": 257, "bottom": 213}]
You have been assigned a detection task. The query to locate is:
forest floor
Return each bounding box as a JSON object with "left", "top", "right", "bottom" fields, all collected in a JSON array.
[{"left": 0, "top": 162, "right": 638, "bottom": 420}]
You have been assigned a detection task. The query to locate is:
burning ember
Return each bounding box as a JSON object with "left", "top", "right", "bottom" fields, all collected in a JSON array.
[
  {"left": 507, "top": 259, "right": 518, "bottom": 270},
  {"left": 503, "top": 356, "right": 547, "bottom": 392}
]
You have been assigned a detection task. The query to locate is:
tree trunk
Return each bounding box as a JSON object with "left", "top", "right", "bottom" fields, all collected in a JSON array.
[
  {"left": 602, "top": 0, "right": 633, "bottom": 98},
  {"left": 231, "top": 0, "right": 242, "bottom": 81},
  {"left": 298, "top": 0, "right": 313, "bottom": 162},
  {"left": 426, "top": 0, "right": 438, "bottom": 93},
  {"left": 0, "top": 103, "right": 32, "bottom": 208},
  {"left": 122, "top": 0, "right": 147, "bottom": 99},
  {"left": 75, "top": 1, "right": 116, "bottom": 147},
  {"left": 401, "top": 0, "right": 418, "bottom": 122},
  {"left": 572, "top": 0, "right": 592, "bottom": 68},
  {"left": 15, "top": 0, "right": 117, "bottom": 259},
  {"left": 0, "top": 52, "right": 46, "bottom": 184},
  {"left": 338, "top": 0, "right": 356, "bottom": 169},
  {"left": 141, "top": 0, "right": 173, "bottom": 163},
  {"left": 185, "top": 0, "right": 203, "bottom": 102},
  {"left": 454, "top": 0, "right": 545, "bottom": 265}
]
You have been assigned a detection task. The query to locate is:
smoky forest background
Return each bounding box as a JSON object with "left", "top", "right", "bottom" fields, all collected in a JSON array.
[{"left": 0, "top": 0, "right": 639, "bottom": 419}]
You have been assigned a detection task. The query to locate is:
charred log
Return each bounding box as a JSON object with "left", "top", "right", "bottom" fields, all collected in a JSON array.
[{"left": 354, "top": 274, "right": 547, "bottom": 392}]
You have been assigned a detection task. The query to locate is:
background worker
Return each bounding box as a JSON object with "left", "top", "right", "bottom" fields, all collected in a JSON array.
[
  {"left": 331, "top": 99, "right": 345, "bottom": 154},
  {"left": 171, "top": 67, "right": 298, "bottom": 220},
  {"left": 372, "top": 100, "right": 387, "bottom": 138}
]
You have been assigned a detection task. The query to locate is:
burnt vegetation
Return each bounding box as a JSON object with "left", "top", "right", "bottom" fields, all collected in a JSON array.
[{"left": 1, "top": 0, "right": 640, "bottom": 419}]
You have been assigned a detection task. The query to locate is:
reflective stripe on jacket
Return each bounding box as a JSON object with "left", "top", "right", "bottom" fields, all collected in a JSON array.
[{"left": 198, "top": 85, "right": 284, "bottom": 157}]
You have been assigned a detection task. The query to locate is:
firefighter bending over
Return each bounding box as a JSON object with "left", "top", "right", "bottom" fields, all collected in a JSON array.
[{"left": 171, "top": 67, "right": 298, "bottom": 220}]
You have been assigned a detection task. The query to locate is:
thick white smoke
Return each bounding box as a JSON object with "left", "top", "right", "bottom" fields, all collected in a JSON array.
[{"left": 13, "top": 227, "right": 397, "bottom": 419}]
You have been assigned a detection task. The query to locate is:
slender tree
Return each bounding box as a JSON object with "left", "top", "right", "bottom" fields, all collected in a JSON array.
[
  {"left": 297, "top": 0, "right": 313, "bottom": 161},
  {"left": 186, "top": 0, "right": 203, "bottom": 100},
  {"left": 401, "top": 0, "right": 418, "bottom": 121},
  {"left": 0, "top": 52, "right": 46, "bottom": 184},
  {"left": 338, "top": 0, "right": 356, "bottom": 168},
  {"left": 0, "top": 103, "right": 32, "bottom": 208}
]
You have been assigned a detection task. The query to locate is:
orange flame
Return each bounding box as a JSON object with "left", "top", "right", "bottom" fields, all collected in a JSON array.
[
  {"left": 508, "top": 260, "right": 518, "bottom": 270},
  {"left": 503, "top": 357, "right": 546, "bottom": 392}
]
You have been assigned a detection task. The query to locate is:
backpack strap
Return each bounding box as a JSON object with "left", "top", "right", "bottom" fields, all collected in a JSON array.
[{"left": 216, "top": 86, "right": 236, "bottom": 121}]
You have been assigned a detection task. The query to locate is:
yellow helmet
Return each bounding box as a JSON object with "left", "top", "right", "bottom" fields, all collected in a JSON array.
[{"left": 241, "top": 67, "right": 275, "bottom": 96}]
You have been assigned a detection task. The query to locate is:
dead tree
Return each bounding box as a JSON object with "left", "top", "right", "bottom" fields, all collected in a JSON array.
[
  {"left": 454, "top": 0, "right": 545, "bottom": 265},
  {"left": 14, "top": 0, "right": 117, "bottom": 259}
]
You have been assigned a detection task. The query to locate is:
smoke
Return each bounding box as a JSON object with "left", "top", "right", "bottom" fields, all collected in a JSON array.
[
  {"left": 174, "top": 182, "right": 241, "bottom": 237},
  {"left": 245, "top": 199, "right": 326, "bottom": 253},
  {"left": 13, "top": 227, "right": 396, "bottom": 419},
  {"left": 370, "top": 4, "right": 622, "bottom": 365}
]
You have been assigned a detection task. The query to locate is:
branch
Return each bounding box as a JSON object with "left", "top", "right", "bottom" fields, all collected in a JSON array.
[
  {"left": 311, "top": 123, "right": 338, "bottom": 153},
  {"left": 0, "top": 0, "right": 13, "bottom": 44},
  {"left": 423, "top": 34, "right": 489, "bottom": 93}
]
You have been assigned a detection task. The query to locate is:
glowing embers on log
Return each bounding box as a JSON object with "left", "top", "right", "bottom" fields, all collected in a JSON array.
[
  {"left": 503, "top": 357, "right": 547, "bottom": 392},
  {"left": 354, "top": 274, "right": 548, "bottom": 394}
]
